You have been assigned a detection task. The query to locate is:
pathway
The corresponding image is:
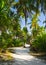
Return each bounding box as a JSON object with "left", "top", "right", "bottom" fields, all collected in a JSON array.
[
  {"left": 11, "top": 47, "right": 46, "bottom": 65},
  {"left": 0, "top": 47, "right": 46, "bottom": 65}
]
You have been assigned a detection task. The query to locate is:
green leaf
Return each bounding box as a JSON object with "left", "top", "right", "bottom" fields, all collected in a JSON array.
[{"left": 1, "top": 0, "right": 4, "bottom": 8}]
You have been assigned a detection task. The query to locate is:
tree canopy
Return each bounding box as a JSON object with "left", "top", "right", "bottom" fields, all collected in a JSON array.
[{"left": 0, "top": 0, "right": 46, "bottom": 52}]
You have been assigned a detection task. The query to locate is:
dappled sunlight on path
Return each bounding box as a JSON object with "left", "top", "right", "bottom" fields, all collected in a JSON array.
[
  {"left": 0, "top": 47, "right": 46, "bottom": 65},
  {"left": 10, "top": 47, "right": 46, "bottom": 65}
]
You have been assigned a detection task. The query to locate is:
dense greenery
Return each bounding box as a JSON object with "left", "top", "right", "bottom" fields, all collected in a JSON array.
[
  {"left": 0, "top": 0, "right": 46, "bottom": 53},
  {"left": 31, "top": 31, "right": 46, "bottom": 52},
  {"left": 12, "top": 38, "right": 23, "bottom": 47}
]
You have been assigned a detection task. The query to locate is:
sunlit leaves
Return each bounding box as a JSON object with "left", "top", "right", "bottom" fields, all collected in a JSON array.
[
  {"left": 1, "top": 0, "right": 4, "bottom": 8},
  {"left": 0, "top": 0, "right": 4, "bottom": 10},
  {"left": 0, "top": 0, "right": 21, "bottom": 49}
]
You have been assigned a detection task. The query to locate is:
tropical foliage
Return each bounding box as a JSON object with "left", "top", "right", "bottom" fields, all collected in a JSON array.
[
  {"left": 31, "top": 31, "right": 46, "bottom": 52},
  {"left": 0, "top": 0, "right": 46, "bottom": 53}
]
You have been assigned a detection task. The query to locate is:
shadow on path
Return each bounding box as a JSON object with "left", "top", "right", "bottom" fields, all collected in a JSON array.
[{"left": 0, "top": 47, "right": 46, "bottom": 65}]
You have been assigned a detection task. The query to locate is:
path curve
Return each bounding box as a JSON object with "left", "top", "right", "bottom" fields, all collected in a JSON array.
[{"left": 11, "top": 47, "right": 46, "bottom": 65}]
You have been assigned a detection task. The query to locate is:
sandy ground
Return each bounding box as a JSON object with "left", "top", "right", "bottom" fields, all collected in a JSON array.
[
  {"left": 10, "top": 47, "right": 46, "bottom": 65},
  {"left": 0, "top": 47, "right": 46, "bottom": 65}
]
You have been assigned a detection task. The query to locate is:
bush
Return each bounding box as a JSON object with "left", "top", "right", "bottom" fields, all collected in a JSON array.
[
  {"left": 0, "top": 33, "right": 14, "bottom": 52},
  {"left": 31, "top": 32, "right": 46, "bottom": 52},
  {"left": 12, "top": 39, "right": 23, "bottom": 47}
]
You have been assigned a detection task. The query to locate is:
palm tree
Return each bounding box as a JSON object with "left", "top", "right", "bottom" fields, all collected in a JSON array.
[
  {"left": 29, "top": 13, "right": 40, "bottom": 38},
  {"left": 0, "top": 0, "right": 22, "bottom": 51},
  {"left": 13, "top": 0, "right": 46, "bottom": 22},
  {"left": 43, "top": 13, "right": 46, "bottom": 28}
]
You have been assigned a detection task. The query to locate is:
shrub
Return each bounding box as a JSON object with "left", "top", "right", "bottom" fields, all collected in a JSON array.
[
  {"left": 31, "top": 32, "right": 46, "bottom": 52},
  {"left": 12, "top": 39, "right": 23, "bottom": 47}
]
